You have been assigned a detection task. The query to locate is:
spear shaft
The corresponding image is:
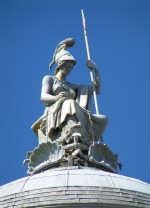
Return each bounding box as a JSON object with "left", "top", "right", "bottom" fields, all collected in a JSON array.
[{"left": 81, "top": 9, "right": 99, "bottom": 114}]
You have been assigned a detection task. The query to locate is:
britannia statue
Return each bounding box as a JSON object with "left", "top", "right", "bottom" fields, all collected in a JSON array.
[
  {"left": 23, "top": 12, "right": 121, "bottom": 175},
  {"left": 33, "top": 38, "right": 108, "bottom": 144}
]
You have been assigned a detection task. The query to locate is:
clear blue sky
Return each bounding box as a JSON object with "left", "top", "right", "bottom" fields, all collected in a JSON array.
[{"left": 0, "top": 0, "right": 150, "bottom": 185}]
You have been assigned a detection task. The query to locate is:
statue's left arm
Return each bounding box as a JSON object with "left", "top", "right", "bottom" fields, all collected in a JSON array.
[{"left": 86, "top": 60, "right": 101, "bottom": 94}]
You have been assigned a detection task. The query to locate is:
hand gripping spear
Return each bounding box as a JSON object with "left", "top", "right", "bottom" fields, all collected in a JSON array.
[{"left": 81, "top": 9, "right": 100, "bottom": 115}]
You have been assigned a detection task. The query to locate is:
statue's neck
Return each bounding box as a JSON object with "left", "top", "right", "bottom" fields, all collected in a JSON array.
[{"left": 55, "top": 71, "right": 66, "bottom": 81}]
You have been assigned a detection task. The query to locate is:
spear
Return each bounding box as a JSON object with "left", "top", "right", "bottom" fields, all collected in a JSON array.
[{"left": 81, "top": 9, "right": 99, "bottom": 115}]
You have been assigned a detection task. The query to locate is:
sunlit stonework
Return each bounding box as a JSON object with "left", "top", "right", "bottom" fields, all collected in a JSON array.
[
  {"left": 23, "top": 37, "right": 121, "bottom": 175},
  {"left": 0, "top": 10, "right": 150, "bottom": 208}
]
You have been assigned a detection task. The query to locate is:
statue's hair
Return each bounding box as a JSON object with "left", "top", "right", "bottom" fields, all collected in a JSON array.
[{"left": 54, "top": 61, "right": 66, "bottom": 75}]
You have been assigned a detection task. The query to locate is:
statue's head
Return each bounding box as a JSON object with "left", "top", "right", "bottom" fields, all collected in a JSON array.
[
  {"left": 54, "top": 60, "right": 75, "bottom": 75},
  {"left": 49, "top": 38, "right": 76, "bottom": 75}
]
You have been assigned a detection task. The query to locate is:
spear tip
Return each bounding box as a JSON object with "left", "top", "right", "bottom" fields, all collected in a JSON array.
[{"left": 81, "top": 9, "right": 86, "bottom": 27}]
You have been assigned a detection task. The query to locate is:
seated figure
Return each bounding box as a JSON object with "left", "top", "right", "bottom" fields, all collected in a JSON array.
[
  {"left": 32, "top": 38, "right": 108, "bottom": 164},
  {"left": 25, "top": 38, "right": 122, "bottom": 174}
]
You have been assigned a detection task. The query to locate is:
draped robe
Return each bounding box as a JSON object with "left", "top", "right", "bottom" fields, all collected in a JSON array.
[{"left": 32, "top": 76, "right": 108, "bottom": 142}]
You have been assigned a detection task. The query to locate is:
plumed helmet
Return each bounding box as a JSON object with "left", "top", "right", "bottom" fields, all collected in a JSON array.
[
  {"left": 49, "top": 38, "right": 76, "bottom": 70},
  {"left": 55, "top": 49, "right": 75, "bottom": 65}
]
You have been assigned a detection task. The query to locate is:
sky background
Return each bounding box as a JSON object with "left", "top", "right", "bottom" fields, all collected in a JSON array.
[{"left": 0, "top": 0, "right": 150, "bottom": 185}]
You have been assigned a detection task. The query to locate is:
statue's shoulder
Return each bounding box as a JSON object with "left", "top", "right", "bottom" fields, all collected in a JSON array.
[{"left": 42, "top": 75, "right": 54, "bottom": 84}]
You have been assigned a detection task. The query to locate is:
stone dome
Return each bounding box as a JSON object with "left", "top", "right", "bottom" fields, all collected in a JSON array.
[{"left": 0, "top": 167, "right": 150, "bottom": 208}]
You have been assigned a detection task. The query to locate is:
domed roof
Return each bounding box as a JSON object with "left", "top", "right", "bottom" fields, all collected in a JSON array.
[{"left": 0, "top": 167, "right": 150, "bottom": 208}]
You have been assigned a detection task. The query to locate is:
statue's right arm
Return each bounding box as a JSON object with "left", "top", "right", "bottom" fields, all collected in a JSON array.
[{"left": 40, "top": 75, "right": 57, "bottom": 104}]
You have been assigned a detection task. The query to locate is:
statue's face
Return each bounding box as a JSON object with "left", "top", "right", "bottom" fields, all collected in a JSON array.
[{"left": 62, "top": 62, "right": 74, "bottom": 76}]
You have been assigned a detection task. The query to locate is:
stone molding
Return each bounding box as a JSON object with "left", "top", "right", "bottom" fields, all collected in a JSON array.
[
  {"left": 0, "top": 186, "right": 150, "bottom": 208},
  {"left": 0, "top": 168, "right": 150, "bottom": 208}
]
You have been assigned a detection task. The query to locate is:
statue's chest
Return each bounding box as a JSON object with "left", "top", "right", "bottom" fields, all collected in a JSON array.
[
  {"left": 51, "top": 78, "right": 76, "bottom": 99},
  {"left": 52, "top": 80, "right": 68, "bottom": 94}
]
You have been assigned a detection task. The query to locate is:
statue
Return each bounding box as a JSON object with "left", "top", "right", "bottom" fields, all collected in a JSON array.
[
  {"left": 23, "top": 13, "right": 121, "bottom": 175},
  {"left": 33, "top": 38, "right": 108, "bottom": 143}
]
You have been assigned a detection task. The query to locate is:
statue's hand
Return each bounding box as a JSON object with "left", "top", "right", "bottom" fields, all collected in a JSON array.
[
  {"left": 86, "top": 60, "right": 100, "bottom": 94},
  {"left": 56, "top": 92, "right": 70, "bottom": 101},
  {"left": 86, "top": 60, "right": 98, "bottom": 70}
]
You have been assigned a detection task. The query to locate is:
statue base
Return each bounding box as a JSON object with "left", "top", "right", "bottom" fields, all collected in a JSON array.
[{"left": 23, "top": 141, "right": 121, "bottom": 175}]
